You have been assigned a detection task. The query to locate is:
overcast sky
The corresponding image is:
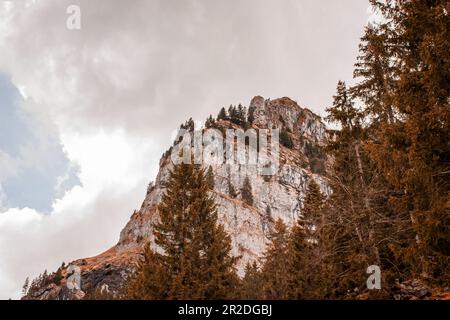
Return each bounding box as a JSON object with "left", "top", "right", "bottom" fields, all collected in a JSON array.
[{"left": 0, "top": 0, "right": 371, "bottom": 299}]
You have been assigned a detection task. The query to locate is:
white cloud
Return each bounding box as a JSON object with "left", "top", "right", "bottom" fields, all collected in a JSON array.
[
  {"left": 0, "top": 184, "right": 7, "bottom": 212},
  {"left": 0, "top": 131, "right": 160, "bottom": 299}
]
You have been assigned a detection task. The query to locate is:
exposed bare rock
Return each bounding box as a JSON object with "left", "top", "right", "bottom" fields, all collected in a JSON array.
[{"left": 115, "top": 96, "right": 331, "bottom": 275}]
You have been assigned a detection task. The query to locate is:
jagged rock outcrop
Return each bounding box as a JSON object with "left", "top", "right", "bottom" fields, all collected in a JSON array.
[
  {"left": 117, "top": 96, "right": 330, "bottom": 274},
  {"left": 24, "top": 96, "right": 331, "bottom": 300}
]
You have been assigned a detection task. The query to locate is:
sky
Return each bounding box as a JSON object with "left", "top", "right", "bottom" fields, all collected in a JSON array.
[{"left": 0, "top": 0, "right": 371, "bottom": 299}]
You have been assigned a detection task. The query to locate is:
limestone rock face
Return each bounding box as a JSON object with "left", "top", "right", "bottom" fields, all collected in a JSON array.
[
  {"left": 251, "top": 96, "right": 327, "bottom": 144},
  {"left": 25, "top": 96, "right": 331, "bottom": 299},
  {"left": 117, "top": 96, "right": 330, "bottom": 273}
]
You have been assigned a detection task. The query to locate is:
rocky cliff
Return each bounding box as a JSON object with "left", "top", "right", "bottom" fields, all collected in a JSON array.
[{"left": 24, "top": 96, "right": 331, "bottom": 300}]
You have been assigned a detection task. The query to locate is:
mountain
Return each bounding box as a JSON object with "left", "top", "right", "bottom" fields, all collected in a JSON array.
[{"left": 24, "top": 96, "right": 331, "bottom": 300}]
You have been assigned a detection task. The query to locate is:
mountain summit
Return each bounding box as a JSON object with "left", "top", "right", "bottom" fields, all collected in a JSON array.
[{"left": 24, "top": 96, "right": 331, "bottom": 299}]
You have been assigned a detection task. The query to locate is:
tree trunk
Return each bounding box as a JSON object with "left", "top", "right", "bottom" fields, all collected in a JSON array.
[{"left": 354, "top": 141, "right": 381, "bottom": 266}]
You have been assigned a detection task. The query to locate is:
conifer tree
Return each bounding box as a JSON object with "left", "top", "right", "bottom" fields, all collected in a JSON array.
[
  {"left": 260, "top": 219, "right": 290, "bottom": 299},
  {"left": 228, "top": 105, "right": 237, "bottom": 123},
  {"left": 262, "top": 205, "right": 273, "bottom": 236},
  {"left": 298, "top": 180, "right": 325, "bottom": 244},
  {"left": 53, "top": 268, "right": 62, "bottom": 285},
  {"left": 29, "top": 278, "right": 38, "bottom": 296},
  {"left": 239, "top": 262, "right": 264, "bottom": 299},
  {"left": 324, "top": 80, "right": 391, "bottom": 296},
  {"left": 349, "top": 2, "right": 414, "bottom": 290},
  {"left": 205, "top": 115, "right": 215, "bottom": 128},
  {"left": 206, "top": 166, "right": 215, "bottom": 189},
  {"left": 228, "top": 179, "right": 237, "bottom": 199},
  {"left": 361, "top": 0, "right": 450, "bottom": 284},
  {"left": 241, "top": 176, "right": 253, "bottom": 206},
  {"left": 22, "top": 277, "right": 29, "bottom": 297},
  {"left": 247, "top": 105, "right": 256, "bottom": 125},
  {"left": 352, "top": 24, "right": 396, "bottom": 125},
  {"left": 180, "top": 117, "right": 195, "bottom": 132},
  {"left": 326, "top": 81, "right": 361, "bottom": 131},
  {"left": 217, "top": 107, "right": 227, "bottom": 121},
  {"left": 125, "top": 164, "right": 238, "bottom": 299},
  {"left": 287, "top": 180, "right": 331, "bottom": 299},
  {"left": 125, "top": 245, "right": 169, "bottom": 299},
  {"left": 236, "top": 104, "right": 247, "bottom": 126}
]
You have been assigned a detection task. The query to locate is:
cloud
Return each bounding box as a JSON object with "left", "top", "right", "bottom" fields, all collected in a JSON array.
[
  {"left": 0, "top": 131, "right": 160, "bottom": 299},
  {"left": 0, "top": 0, "right": 371, "bottom": 299},
  {"left": 0, "top": 0, "right": 370, "bottom": 131},
  {"left": 0, "top": 184, "right": 7, "bottom": 212}
]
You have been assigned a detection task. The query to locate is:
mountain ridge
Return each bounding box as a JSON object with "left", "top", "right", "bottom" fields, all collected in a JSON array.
[{"left": 23, "top": 95, "right": 331, "bottom": 300}]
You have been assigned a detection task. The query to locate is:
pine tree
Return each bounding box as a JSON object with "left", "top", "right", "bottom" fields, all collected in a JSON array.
[
  {"left": 324, "top": 80, "right": 392, "bottom": 296},
  {"left": 28, "top": 278, "right": 38, "bottom": 296},
  {"left": 326, "top": 81, "right": 361, "bottom": 131},
  {"left": 247, "top": 105, "right": 256, "bottom": 125},
  {"left": 53, "top": 268, "right": 62, "bottom": 285},
  {"left": 348, "top": 2, "right": 414, "bottom": 290},
  {"left": 180, "top": 117, "right": 195, "bottom": 132},
  {"left": 352, "top": 24, "right": 396, "bottom": 125},
  {"left": 227, "top": 105, "right": 247, "bottom": 126},
  {"left": 217, "top": 107, "right": 227, "bottom": 121},
  {"left": 228, "top": 179, "right": 237, "bottom": 199},
  {"left": 262, "top": 205, "right": 273, "bottom": 236},
  {"left": 206, "top": 166, "right": 215, "bottom": 189},
  {"left": 236, "top": 104, "right": 247, "bottom": 126},
  {"left": 326, "top": 81, "right": 377, "bottom": 256},
  {"left": 228, "top": 105, "right": 236, "bottom": 123},
  {"left": 241, "top": 176, "right": 253, "bottom": 206},
  {"left": 298, "top": 180, "right": 325, "bottom": 244},
  {"left": 22, "top": 277, "right": 29, "bottom": 297},
  {"left": 260, "top": 219, "right": 290, "bottom": 299},
  {"left": 287, "top": 179, "right": 330, "bottom": 299},
  {"left": 125, "top": 245, "right": 170, "bottom": 299},
  {"left": 125, "top": 164, "right": 238, "bottom": 299},
  {"left": 239, "top": 262, "right": 263, "bottom": 299},
  {"left": 362, "top": 0, "right": 450, "bottom": 284},
  {"left": 205, "top": 115, "right": 215, "bottom": 128}
]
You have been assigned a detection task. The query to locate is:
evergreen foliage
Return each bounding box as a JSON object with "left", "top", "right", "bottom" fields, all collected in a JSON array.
[
  {"left": 217, "top": 107, "right": 227, "bottom": 121},
  {"left": 240, "top": 176, "right": 253, "bottom": 206},
  {"left": 125, "top": 164, "right": 239, "bottom": 299},
  {"left": 260, "top": 219, "right": 290, "bottom": 299},
  {"left": 239, "top": 262, "right": 264, "bottom": 299},
  {"left": 228, "top": 179, "right": 237, "bottom": 199}
]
